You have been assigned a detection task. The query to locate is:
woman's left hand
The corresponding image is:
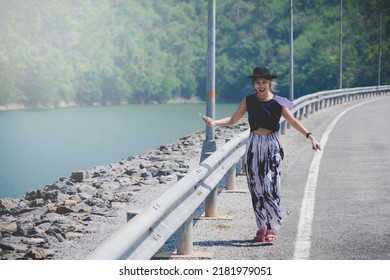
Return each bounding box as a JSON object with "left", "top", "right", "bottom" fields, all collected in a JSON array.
[{"left": 311, "top": 139, "right": 321, "bottom": 151}]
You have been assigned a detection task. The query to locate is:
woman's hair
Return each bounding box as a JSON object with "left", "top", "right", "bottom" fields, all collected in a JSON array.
[{"left": 270, "top": 79, "right": 278, "bottom": 93}]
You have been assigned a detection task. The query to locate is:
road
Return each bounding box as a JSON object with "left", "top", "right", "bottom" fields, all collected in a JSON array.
[
  {"left": 179, "top": 96, "right": 390, "bottom": 260},
  {"left": 309, "top": 97, "right": 390, "bottom": 259}
]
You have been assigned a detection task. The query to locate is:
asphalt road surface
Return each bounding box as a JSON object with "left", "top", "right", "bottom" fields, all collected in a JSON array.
[
  {"left": 308, "top": 97, "right": 390, "bottom": 260},
  {"left": 274, "top": 97, "right": 390, "bottom": 260}
]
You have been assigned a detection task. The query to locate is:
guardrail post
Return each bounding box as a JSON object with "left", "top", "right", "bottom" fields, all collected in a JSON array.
[
  {"left": 205, "top": 185, "right": 218, "bottom": 217},
  {"left": 304, "top": 105, "right": 309, "bottom": 118},
  {"left": 176, "top": 174, "right": 194, "bottom": 255},
  {"left": 298, "top": 108, "right": 304, "bottom": 120},
  {"left": 176, "top": 216, "right": 193, "bottom": 255},
  {"left": 225, "top": 163, "right": 236, "bottom": 191},
  {"left": 281, "top": 121, "right": 287, "bottom": 135},
  {"left": 224, "top": 139, "right": 237, "bottom": 191}
]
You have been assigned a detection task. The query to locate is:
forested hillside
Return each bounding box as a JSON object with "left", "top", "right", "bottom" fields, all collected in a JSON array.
[{"left": 0, "top": 0, "right": 389, "bottom": 108}]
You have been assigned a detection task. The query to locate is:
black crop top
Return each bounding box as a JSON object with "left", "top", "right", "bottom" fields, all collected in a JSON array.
[{"left": 246, "top": 94, "right": 283, "bottom": 132}]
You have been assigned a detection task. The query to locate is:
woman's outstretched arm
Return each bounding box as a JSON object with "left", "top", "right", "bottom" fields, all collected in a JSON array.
[
  {"left": 203, "top": 98, "right": 247, "bottom": 127},
  {"left": 281, "top": 107, "right": 321, "bottom": 151}
]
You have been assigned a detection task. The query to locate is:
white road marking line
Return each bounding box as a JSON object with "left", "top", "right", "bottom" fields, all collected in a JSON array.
[{"left": 293, "top": 98, "right": 382, "bottom": 260}]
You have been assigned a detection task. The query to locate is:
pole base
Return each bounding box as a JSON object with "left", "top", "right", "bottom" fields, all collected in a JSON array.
[{"left": 200, "top": 140, "right": 217, "bottom": 163}]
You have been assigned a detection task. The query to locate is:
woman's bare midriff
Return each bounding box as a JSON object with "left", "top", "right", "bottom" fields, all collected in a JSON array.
[{"left": 253, "top": 127, "right": 273, "bottom": 135}]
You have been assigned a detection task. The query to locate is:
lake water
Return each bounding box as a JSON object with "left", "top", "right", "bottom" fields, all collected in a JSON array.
[{"left": 0, "top": 103, "right": 237, "bottom": 198}]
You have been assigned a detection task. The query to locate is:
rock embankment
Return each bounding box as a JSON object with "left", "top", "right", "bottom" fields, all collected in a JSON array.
[{"left": 0, "top": 120, "right": 247, "bottom": 260}]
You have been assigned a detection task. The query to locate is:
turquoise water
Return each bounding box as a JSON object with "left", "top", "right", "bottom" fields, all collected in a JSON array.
[{"left": 0, "top": 103, "right": 237, "bottom": 198}]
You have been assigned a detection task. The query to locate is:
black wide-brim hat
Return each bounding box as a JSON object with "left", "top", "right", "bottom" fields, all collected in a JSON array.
[{"left": 247, "top": 66, "right": 277, "bottom": 80}]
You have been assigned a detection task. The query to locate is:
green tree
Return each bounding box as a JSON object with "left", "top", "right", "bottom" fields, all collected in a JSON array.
[{"left": 0, "top": 0, "right": 388, "bottom": 107}]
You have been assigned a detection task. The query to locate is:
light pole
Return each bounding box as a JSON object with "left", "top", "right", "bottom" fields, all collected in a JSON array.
[
  {"left": 289, "top": 0, "right": 294, "bottom": 100},
  {"left": 378, "top": 7, "right": 390, "bottom": 86},
  {"left": 200, "top": 0, "right": 217, "bottom": 162}
]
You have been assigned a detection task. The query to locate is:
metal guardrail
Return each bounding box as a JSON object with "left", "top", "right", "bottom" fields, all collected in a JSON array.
[
  {"left": 280, "top": 86, "right": 390, "bottom": 134},
  {"left": 87, "top": 85, "right": 390, "bottom": 260}
]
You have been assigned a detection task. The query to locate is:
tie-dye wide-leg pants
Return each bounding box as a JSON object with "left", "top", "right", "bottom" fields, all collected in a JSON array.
[{"left": 245, "top": 132, "right": 288, "bottom": 231}]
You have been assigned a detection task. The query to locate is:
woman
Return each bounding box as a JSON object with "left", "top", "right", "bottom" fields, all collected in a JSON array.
[{"left": 202, "top": 66, "right": 321, "bottom": 243}]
